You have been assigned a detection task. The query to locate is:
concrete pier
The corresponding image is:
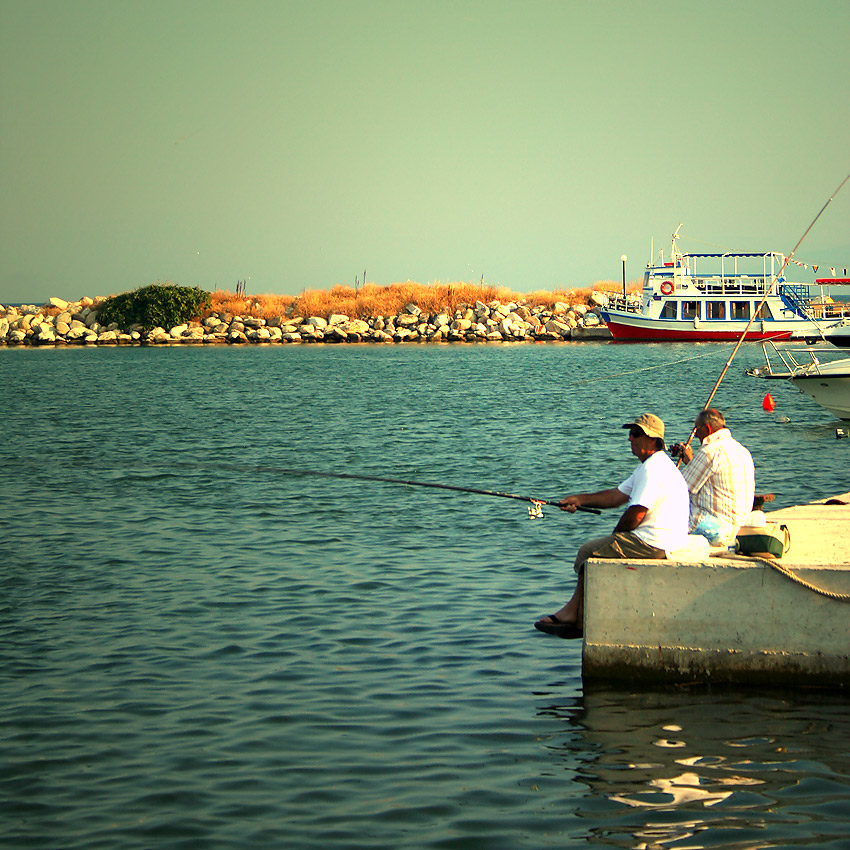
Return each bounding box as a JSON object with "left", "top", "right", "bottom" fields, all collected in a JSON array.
[{"left": 581, "top": 492, "right": 850, "bottom": 688}]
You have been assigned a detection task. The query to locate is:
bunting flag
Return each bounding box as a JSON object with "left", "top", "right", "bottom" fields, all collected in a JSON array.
[{"left": 787, "top": 258, "right": 848, "bottom": 278}]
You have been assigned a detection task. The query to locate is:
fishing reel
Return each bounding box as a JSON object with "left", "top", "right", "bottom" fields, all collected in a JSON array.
[{"left": 527, "top": 500, "right": 545, "bottom": 519}]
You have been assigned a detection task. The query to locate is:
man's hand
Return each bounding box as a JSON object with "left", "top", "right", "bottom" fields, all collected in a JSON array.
[
  {"left": 559, "top": 496, "right": 582, "bottom": 513},
  {"left": 671, "top": 442, "right": 693, "bottom": 464}
]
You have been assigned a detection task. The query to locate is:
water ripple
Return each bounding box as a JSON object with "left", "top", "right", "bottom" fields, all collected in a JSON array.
[{"left": 2, "top": 344, "right": 848, "bottom": 849}]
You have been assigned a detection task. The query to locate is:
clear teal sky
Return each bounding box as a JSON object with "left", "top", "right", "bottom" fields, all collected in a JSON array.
[{"left": 2, "top": 0, "right": 849, "bottom": 304}]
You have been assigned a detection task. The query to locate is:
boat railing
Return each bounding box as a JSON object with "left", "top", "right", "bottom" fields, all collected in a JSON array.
[
  {"left": 748, "top": 340, "right": 844, "bottom": 379},
  {"left": 810, "top": 301, "right": 850, "bottom": 320},
  {"left": 687, "top": 277, "right": 768, "bottom": 296},
  {"left": 603, "top": 292, "right": 642, "bottom": 314},
  {"left": 778, "top": 284, "right": 816, "bottom": 318}
]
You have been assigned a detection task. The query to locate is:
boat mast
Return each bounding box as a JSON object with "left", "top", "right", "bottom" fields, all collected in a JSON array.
[{"left": 671, "top": 223, "right": 683, "bottom": 265}]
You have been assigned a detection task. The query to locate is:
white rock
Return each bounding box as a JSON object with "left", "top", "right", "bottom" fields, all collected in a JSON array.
[
  {"left": 48, "top": 297, "right": 69, "bottom": 310},
  {"left": 305, "top": 316, "right": 328, "bottom": 329}
]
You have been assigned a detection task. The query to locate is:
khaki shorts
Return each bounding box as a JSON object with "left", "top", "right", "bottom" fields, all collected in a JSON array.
[{"left": 574, "top": 531, "right": 667, "bottom": 573}]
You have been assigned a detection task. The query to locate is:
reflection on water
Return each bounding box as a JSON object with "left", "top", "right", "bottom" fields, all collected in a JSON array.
[{"left": 540, "top": 684, "right": 850, "bottom": 849}]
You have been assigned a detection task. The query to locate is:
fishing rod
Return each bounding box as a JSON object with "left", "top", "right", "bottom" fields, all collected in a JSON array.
[
  {"left": 262, "top": 467, "right": 602, "bottom": 516},
  {"left": 677, "top": 169, "right": 850, "bottom": 458}
]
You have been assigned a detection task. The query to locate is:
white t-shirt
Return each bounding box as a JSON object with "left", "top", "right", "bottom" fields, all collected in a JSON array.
[{"left": 618, "top": 450, "right": 689, "bottom": 551}]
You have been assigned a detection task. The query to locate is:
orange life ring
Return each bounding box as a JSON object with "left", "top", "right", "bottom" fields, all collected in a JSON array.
[{"left": 660, "top": 281, "right": 674, "bottom": 295}]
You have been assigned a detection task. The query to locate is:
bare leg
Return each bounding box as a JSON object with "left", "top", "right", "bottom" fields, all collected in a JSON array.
[
  {"left": 535, "top": 534, "right": 612, "bottom": 627},
  {"left": 537, "top": 567, "right": 584, "bottom": 626}
]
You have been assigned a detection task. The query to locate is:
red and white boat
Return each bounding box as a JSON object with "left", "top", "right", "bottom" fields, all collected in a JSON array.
[{"left": 600, "top": 230, "right": 849, "bottom": 342}]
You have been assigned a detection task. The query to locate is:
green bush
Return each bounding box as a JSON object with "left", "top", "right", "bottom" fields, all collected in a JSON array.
[{"left": 97, "top": 283, "right": 212, "bottom": 332}]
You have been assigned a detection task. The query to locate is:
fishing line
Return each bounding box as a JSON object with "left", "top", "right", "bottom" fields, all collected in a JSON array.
[{"left": 244, "top": 465, "right": 602, "bottom": 517}]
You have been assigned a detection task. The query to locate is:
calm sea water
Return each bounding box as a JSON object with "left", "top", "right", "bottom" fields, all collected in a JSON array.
[{"left": 2, "top": 341, "right": 849, "bottom": 849}]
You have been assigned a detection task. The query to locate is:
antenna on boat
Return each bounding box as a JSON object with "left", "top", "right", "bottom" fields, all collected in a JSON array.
[{"left": 671, "top": 223, "right": 684, "bottom": 257}]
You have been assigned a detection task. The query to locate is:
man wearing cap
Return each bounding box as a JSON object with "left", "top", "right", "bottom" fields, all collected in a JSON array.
[
  {"left": 535, "top": 412, "right": 688, "bottom": 638},
  {"left": 671, "top": 407, "right": 755, "bottom": 546}
]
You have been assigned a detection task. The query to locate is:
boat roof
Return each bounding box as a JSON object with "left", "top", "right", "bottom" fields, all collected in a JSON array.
[{"left": 681, "top": 252, "right": 775, "bottom": 258}]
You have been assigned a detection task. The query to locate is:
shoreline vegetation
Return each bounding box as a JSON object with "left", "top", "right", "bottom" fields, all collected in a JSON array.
[{"left": 0, "top": 280, "right": 639, "bottom": 346}]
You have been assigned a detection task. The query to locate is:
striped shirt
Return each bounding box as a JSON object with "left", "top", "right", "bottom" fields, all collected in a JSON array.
[{"left": 682, "top": 428, "right": 755, "bottom": 532}]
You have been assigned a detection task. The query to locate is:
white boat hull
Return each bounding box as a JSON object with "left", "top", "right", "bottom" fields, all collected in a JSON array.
[
  {"left": 790, "top": 359, "right": 850, "bottom": 420},
  {"left": 824, "top": 321, "right": 850, "bottom": 348}
]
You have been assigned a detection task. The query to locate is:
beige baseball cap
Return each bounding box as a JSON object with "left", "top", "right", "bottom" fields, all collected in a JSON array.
[{"left": 622, "top": 412, "right": 666, "bottom": 445}]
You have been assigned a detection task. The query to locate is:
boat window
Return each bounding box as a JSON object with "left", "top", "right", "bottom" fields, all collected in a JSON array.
[
  {"left": 660, "top": 301, "right": 677, "bottom": 319},
  {"left": 731, "top": 301, "right": 750, "bottom": 319},
  {"left": 706, "top": 301, "right": 725, "bottom": 320},
  {"left": 682, "top": 301, "right": 700, "bottom": 320},
  {"left": 757, "top": 302, "right": 774, "bottom": 320}
]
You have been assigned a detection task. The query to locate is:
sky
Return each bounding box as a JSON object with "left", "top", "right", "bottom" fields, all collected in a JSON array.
[{"left": 2, "top": 0, "right": 849, "bottom": 305}]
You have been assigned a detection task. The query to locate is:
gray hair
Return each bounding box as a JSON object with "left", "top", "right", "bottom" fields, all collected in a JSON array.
[{"left": 696, "top": 408, "right": 726, "bottom": 430}]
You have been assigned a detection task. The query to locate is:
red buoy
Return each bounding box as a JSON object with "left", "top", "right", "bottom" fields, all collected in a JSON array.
[{"left": 763, "top": 393, "right": 775, "bottom": 412}]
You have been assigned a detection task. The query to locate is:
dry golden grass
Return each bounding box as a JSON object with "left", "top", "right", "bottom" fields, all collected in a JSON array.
[{"left": 209, "top": 279, "right": 641, "bottom": 320}]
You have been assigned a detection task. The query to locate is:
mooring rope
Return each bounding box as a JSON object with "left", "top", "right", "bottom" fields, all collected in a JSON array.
[
  {"left": 565, "top": 348, "right": 723, "bottom": 387},
  {"left": 723, "top": 552, "right": 850, "bottom": 602}
]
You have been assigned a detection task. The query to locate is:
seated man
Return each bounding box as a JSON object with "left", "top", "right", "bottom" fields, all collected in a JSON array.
[
  {"left": 671, "top": 408, "right": 755, "bottom": 546},
  {"left": 535, "top": 412, "right": 689, "bottom": 638}
]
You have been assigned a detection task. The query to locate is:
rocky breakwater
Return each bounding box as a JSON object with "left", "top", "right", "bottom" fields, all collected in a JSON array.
[{"left": 1, "top": 295, "right": 613, "bottom": 346}]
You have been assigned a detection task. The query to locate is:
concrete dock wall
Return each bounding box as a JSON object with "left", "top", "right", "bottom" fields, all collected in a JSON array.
[{"left": 581, "top": 493, "right": 850, "bottom": 688}]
